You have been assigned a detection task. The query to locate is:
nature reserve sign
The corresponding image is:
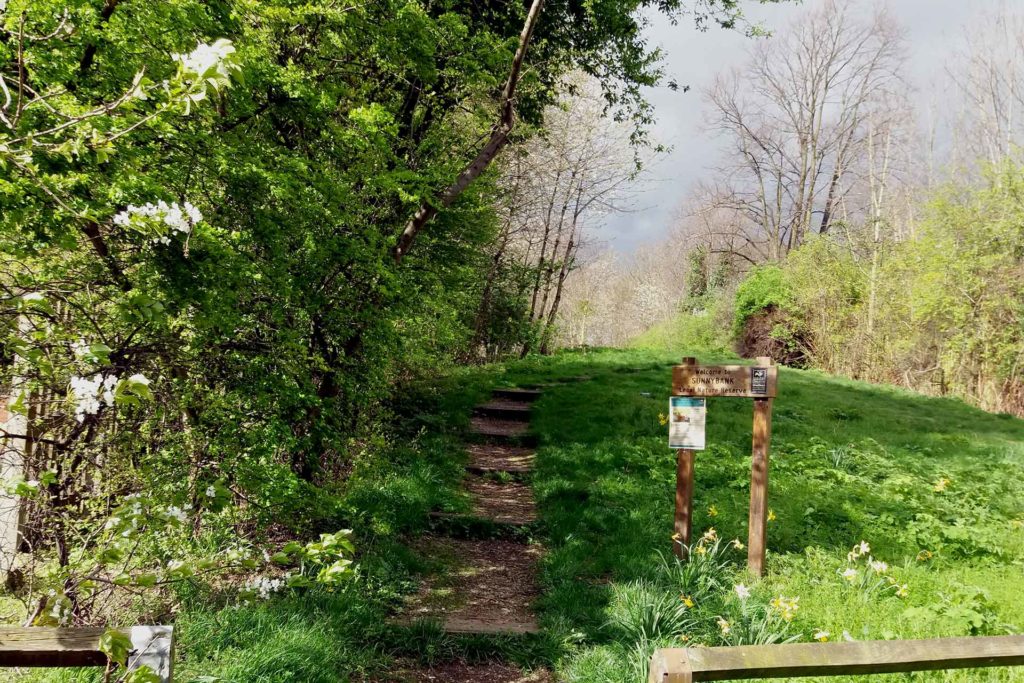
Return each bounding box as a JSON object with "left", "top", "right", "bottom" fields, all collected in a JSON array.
[
  {"left": 673, "top": 364, "right": 777, "bottom": 398},
  {"left": 670, "top": 357, "right": 776, "bottom": 576}
]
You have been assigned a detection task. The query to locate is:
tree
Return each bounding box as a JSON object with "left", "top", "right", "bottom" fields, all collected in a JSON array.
[{"left": 701, "top": 0, "right": 906, "bottom": 261}]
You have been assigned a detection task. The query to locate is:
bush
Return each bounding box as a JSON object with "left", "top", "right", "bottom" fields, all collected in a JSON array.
[{"left": 732, "top": 265, "right": 793, "bottom": 336}]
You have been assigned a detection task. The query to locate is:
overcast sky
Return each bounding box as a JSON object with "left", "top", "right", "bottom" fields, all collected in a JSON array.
[{"left": 596, "top": 0, "right": 989, "bottom": 253}]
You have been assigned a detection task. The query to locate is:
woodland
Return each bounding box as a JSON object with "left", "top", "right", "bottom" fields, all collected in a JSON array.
[{"left": 1, "top": 0, "right": 1023, "bottom": 681}]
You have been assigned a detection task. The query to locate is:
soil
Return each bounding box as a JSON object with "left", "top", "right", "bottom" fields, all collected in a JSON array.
[
  {"left": 401, "top": 537, "right": 541, "bottom": 632},
  {"left": 465, "top": 476, "right": 536, "bottom": 524},
  {"left": 374, "top": 662, "right": 552, "bottom": 683},
  {"left": 465, "top": 444, "right": 535, "bottom": 473}
]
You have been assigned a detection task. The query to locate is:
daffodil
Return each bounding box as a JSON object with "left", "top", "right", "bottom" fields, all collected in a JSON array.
[
  {"left": 841, "top": 568, "right": 858, "bottom": 582},
  {"left": 702, "top": 527, "right": 717, "bottom": 542},
  {"left": 659, "top": 413, "right": 668, "bottom": 426},
  {"left": 731, "top": 538, "right": 744, "bottom": 550},
  {"left": 767, "top": 509, "right": 777, "bottom": 522},
  {"left": 814, "top": 630, "right": 830, "bottom": 642},
  {"left": 734, "top": 584, "right": 751, "bottom": 600},
  {"left": 680, "top": 595, "right": 694, "bottom": 608},
  {"left": 771, "top": 595, "right": 800, "bottom": 621},
  {"left": 708, "top": 505, "right": 718, "bottom": 517},
  {"left": 695, "top": 545, "right": 707, "bottom": 556},
  {"left": 868, "top": 559, "right": 888, "bottom": 574},
  {"left": 717, "top": 617, "right": 731, "bottom": 635},
  {"left": 933, "top": 478, "right": 949, "bottom": 492},
  {"left": 896, "top": 584, "right": 909, "bottom": 598}
]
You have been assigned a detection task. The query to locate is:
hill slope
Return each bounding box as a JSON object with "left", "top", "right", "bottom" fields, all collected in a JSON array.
[{"left": 502, "top": 349, "right": 1024, "bottom": 681}]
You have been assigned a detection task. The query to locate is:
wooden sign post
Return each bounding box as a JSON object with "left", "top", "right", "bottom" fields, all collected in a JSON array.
[{"left": 670, "top": 356, "right": 777, "bottom": 576}]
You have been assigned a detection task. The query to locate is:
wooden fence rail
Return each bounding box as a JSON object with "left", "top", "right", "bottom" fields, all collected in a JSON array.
[
  {"left": 650, "top": 635, "right": 1024, "bottom": 682},
  {"left": 0, "top": 626, "right": 173, "bottom": 682}
]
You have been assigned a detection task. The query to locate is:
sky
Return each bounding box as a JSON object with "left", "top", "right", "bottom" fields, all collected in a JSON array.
[{"left": 596, "top": 0, "right": 988, "bottom": 253}]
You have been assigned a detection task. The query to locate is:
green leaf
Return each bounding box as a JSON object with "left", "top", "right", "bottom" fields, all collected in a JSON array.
[{"left": 98, "top": 628, "right": 132, "bottom": 667}]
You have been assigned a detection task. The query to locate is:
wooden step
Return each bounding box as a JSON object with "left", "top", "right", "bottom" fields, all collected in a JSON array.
[
  {"left": 473, "top": 400, "right": 532, "bottom": 421},
  {"left": 490, "top": 388, "right": 542, "bottom": 402},
  {"left": 469, "top": 417, "right": 535, "bottom": 445},
  {"left": 465, "top": 444, "right": 535, "bottom": 474},
  {"left": 442, "top": 617, "right": 540, "bottom": 635}
]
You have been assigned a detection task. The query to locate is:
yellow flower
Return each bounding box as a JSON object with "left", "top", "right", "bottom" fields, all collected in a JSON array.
[
  {"left": 933, "top": 478, "right": 949, "bottom": 493},
  {"left": 767, "top": 509, "right": 777, "bottom": 522},
  {"left": 841, "top": 568, "right": 858, "bottom": 582},
  {"left": 814, "top": 630, "right": 830, "bottom": 642},
  {"left": 717, "top": 617, "right": 731, "bottom": 635},
  {"left": 659, "top": 413, "right": 668, "bottom": 426},
  {"left": 695, "top": 545, "right": 707, "bottom": 556},
  {"left": 771, "top": 595, "right": 800, "bottom": 621},
  {"left": 1011, "top": 520, "right": 1024, "bottom": 529},
  {"left": 702, "top": 527, "right": 718, "bottom": 542},
  {"left": 708, "top": 504, "right": 718, "bottom": 517},
  {"left": 679, "top": 634, "right": 690, "bottom": 642},
  {"left": 680, "top": 595, "right": 695, "bottom": 608},
  {"left": 671, "top": 532, "right": 682, "bottom": 542},
  {"left": 896, "top": 584, "right": 909, "bottom": 599},
  {"left": 731, "top": 538, "right": 744, "bottom": 550}
]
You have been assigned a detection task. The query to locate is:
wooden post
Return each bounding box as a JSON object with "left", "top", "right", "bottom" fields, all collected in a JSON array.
[
  {"left": 673, "top": 357, "right": 697, "bottom": 559},
  {"left": 747, "top": 357, "right": 773, "bottom": 577},
  {"left": 674, "top": 448, "right": 694, "bottom": 559}
]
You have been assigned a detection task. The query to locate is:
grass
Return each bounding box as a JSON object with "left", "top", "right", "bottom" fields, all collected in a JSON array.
[
  {"left": 498, "top": 348, "right": 1024, "bottom": 681},
  {"left": 8, "top": 347, "right": 1024, "bottom": 682}
]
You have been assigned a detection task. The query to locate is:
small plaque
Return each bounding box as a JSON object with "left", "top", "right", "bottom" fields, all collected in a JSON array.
[{"left": 751, "top": 367, "right": 768, "bottom": 394}]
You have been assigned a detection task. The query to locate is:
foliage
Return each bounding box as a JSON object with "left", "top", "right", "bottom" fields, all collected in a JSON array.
[
  {"left": 731, "top": 265, "right": 793, "bottom": 336},
  {"left": 0, "top": 0, "right": 773, "bottom": 638}
]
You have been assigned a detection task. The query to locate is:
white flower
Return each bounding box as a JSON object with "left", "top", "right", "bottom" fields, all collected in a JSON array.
[
  {"left": 69, "top": 373, "right": 118, "bottom": 422},
  {"left": 245, "top": 575, "right": 284, "bottom": 600},
  {"left": 205, "top": 485, "right": 217, "bottom": 498},
  {"left": 113, "top": 200, "right": 202, "bottom": 241},
  {"left": 814, "top": 630, "right": 830, "bottom": 642},
  {"left": 21, "top": 292, "right": 44, "bottom": 302},
  {"left": 734, "top": 584, "right": 751, "bottom": 600},
  {"left": 868, "top": 559, "right": 888, "bottom": 573},
  {"left": 173, "top": 39, "right": 237, "bottom": 80},
  {"left": 841, "top": 568, "right": 858, "bottom": 582},
  {"left": 164, "top": 505, "right": 187, "bottom": 524},
  {"left": 857, "top": 541, "right": 870, "bottom": 555}
]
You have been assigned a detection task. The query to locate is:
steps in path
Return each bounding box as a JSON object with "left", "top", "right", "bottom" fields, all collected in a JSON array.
[
  {"left": 399, "top": 537, "right": 541, "bottom": 635},
  {"left": 378, "top": 662, "right": 551, "bottom": 682},
  {"left": 395, "top": 387, "right": 547, "bottom": 681},
  {"left": 464, "top": 444, "right": 535, "bottom": 474}
]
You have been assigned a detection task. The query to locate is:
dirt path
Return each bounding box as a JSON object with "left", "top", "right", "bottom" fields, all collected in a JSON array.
[{"left": 394, "top": 387, "right": 547, "bottom": 681}]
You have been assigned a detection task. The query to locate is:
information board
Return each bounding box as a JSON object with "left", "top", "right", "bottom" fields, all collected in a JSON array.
[{"left": 668, "top": 397, "right": 706, "bottom": 450}]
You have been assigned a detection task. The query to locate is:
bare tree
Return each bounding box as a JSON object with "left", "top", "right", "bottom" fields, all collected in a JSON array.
[
  {"left": 948, "top": 7, "right": 1024, "bottom": 168},
  {"left": 702, "top": 0, "right": 906, "bottom": 261}
]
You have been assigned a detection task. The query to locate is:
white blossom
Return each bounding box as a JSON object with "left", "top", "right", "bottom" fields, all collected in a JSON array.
[
  {"left": 164, "top": 505, "right": 187, "bottom": 524},
  {"left": 205, "top": 485, "right": 217, "bottom": 498},
  {"left": 69, "top": 373, "right": 118, "bottom": 422},
  {"left": 113, "top": 200, "right": 202, "bottom": 242},
  {"left": 734, "top": 584, "right": 751, "bottom": 600},
  {"left": 173, "top": 39, "right": 237, "bottom": 81},
  {"left": 245, "top": 575, "right": 284, "bottom": 600}
]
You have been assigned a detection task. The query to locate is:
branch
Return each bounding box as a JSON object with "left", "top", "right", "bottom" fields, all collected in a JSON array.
[{"left": 392, "top": 0, "right": 546, "bottom": 263}]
